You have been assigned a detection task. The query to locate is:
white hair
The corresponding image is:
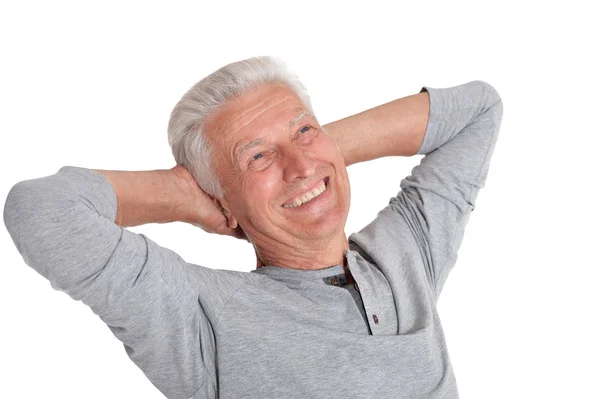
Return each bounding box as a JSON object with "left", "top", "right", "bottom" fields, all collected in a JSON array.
[{"left": 167, "top": 56, "right": 315, "bottom": 199}]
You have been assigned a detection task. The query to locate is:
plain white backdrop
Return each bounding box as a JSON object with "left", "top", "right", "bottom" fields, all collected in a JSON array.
[{"left": 1, "top": 1, "right": 598, "bottom": 398}]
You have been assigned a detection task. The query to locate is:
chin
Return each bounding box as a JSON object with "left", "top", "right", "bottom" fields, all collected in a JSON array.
[{"left": 295, "top": 206, "right": 349, "bottom": 239}]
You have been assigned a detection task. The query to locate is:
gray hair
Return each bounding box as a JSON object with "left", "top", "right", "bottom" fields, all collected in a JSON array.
[{"left": 167, "top": 56, "right": 315, "bottom": 199}]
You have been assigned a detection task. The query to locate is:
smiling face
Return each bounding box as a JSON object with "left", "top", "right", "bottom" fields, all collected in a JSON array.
[{"left": 205, "top": 82, "right": 351, "bottom": 253}]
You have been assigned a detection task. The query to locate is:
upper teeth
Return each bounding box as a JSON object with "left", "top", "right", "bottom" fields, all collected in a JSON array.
[{"left": 283, "top": 180, "right": 327, "bottom": 208}]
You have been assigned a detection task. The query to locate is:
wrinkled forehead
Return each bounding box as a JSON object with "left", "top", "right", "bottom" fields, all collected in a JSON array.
[
  {"left": 205, "top": 83, "right": 309, "bottom": 156},
  {"left": 218, "top": 83, "right": 302, "bottom": 129}
]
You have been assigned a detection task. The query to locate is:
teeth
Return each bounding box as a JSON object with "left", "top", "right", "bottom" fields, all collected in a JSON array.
[{"left": 283, "top": 180, "right": 327, "bottom": 208}]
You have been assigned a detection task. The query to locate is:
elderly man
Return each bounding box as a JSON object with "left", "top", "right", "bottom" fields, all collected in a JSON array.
[{"left": 4, "top": 56, "right": 503, "bottom": 398}]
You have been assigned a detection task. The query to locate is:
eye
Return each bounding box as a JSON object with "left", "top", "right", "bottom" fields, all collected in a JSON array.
[
  {"left": 295, "top": 124, "right": 318, "bottom": 143},
  {"left": 248, "top": 151, "right": 270, "bottom": 170},
  {"left": 252, "top": 153, "right": 263, "bottom": 161}
]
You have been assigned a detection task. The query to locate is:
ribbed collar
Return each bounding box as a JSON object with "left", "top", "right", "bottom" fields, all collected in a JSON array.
[{"left": 250, "top": 249, "right": 354, "bottom": 286}]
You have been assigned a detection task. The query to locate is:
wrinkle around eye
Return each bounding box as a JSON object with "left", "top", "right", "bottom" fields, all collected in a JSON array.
[
  {"left": 296, "top": 126, "right": 319, "bottom": 144},
  {"left": 245, "top": 125, "right": 320, "bottom": 170},
  {"left": 248, "top": 150, "right": 274, "bottom": 170}
]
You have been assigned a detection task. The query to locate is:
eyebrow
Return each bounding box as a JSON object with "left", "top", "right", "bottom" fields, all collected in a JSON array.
[
  {"left": 289, "top": 110, "right": 309, "bottom": 127},
  {"left": 236, "top": 110, "right": 312, "bottom": 159}
]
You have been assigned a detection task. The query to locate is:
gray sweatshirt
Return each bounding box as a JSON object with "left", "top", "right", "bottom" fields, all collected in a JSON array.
[{"left": 3, "top": 80, "right": 503, "bottom": 399}]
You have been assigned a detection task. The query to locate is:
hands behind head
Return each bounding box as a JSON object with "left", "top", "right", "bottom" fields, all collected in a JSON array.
[{"left": 170, "top": 164, "right": 265, "bottom": 269}]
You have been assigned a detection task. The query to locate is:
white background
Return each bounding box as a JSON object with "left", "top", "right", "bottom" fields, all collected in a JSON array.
[{"left": 1, "top": 1, "right": 598, "bottom": 398}]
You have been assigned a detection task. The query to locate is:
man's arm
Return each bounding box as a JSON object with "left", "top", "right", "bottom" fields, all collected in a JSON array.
[
  {"left": 93, "top": 165, "right": 243, "bottom": 239},
  {"left": 2, "top": 166, "right": 237, "bottom": 397},
  {"left": 92, "top": 166, "right": 197, "bottom": 227},
  {"left": 323, "top": 90, "right": 430, "bottom": 164},
  {"left": 325, "top": 81, "right": 504, "bottom": 300}
]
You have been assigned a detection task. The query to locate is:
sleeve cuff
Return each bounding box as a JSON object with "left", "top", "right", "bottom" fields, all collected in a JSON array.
[{"left": 417, "top": 86, "right": 438, "bottom": 155}]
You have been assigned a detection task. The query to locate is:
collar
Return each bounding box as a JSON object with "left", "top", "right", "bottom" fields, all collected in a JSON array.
[{"left": 250, "top": 249, "right": 354, "bottom": 286}]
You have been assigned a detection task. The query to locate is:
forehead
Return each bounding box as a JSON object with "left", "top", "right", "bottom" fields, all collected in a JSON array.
[{"left": 207, "top": 83, "right": 311, "bottom": 151}]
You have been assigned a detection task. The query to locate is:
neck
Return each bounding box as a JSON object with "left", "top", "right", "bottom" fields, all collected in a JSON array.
[{"left": 255, "top": 231, "right": 349, "bottom": 271}]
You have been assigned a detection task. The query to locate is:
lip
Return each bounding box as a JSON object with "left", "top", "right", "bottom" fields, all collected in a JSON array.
[{"left": 281, "top": 176, "right": 329, "bottom": 207}]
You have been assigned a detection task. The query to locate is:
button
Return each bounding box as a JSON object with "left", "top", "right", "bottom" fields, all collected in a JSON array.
[
  {"left": 353, "top": 282, "right": 360, "bottom": 291},
  {"left": 372, "top": 314, "right": 379, "bottom": 324},
  {"left": 331, "top": 277, "right": 340, "bottom": 286}
]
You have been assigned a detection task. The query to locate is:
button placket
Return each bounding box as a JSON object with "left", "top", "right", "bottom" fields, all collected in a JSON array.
[{"left": 347, "top": 254, "right": 382, "bottom": 334}]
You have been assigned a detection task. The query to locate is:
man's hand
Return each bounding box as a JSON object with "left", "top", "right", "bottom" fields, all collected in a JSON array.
[
  {"left": 170, "top": 164, "right": 244, "bottom": 238},
  {"left": 171, "top": 165, "right": 265, "bottom": 268}
]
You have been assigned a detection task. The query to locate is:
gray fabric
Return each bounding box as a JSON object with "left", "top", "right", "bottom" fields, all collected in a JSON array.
[{"left": 3, "top": 80, "right": 503, "bottom": 399}]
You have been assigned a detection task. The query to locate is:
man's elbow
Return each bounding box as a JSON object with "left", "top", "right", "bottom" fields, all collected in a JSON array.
[
  {"left": 3, "top": 180, "right": 36, "bottom": 250},
  {"left": 475, "top": 80, "right": 502, "bottom": 108}
]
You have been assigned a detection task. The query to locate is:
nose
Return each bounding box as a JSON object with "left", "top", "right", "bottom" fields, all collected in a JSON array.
[{"left": 282, "top": 145, "right": 316, "bottom": 184}]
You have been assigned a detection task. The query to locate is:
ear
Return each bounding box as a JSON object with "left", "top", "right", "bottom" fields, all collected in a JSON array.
[{"left": 212, "top": 197, "right": 239, "bottom": 229}]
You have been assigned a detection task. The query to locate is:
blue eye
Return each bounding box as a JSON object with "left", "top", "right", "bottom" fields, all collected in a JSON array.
[
  {"left": 252, "top": 153, "right": 263, "bottom": 161},
  {"left": 299, "top": 126, "right": 310, "bottom": 134}
]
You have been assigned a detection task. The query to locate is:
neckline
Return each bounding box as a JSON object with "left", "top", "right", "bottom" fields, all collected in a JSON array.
[{"left": 250, "top": 249, "right": 354, "bottom": 283}]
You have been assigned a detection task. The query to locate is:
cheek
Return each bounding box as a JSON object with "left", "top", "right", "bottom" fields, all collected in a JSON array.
[
  {"left": 317, "top": 136, "right": 343, "bottom": 161},
  {"left": 319, "top": 143, "right": 345, "bottom": 169},
  {"left": 243, "top": 171, "right": 280, "bottom": 211}
]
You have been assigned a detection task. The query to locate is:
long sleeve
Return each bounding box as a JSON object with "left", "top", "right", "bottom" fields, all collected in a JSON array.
[
  {"left": 3, "top": 166, "right": 220, "bottom": 398},
  {"left": 349, "top": 80, "right": 504, "bottom": 301}
]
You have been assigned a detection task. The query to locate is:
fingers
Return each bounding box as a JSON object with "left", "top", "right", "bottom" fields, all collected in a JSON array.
[{"left": 216, "top": 224, "right": 247, "bottom": 240}]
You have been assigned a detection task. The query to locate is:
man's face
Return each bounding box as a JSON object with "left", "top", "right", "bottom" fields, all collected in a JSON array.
[{"left": 206, "top": 83, "right": 351, "bottom": 248}]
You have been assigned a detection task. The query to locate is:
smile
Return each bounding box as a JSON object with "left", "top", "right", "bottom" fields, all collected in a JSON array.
[{"left": 282, "top": 177, "right": 329, "bottom": 208}]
